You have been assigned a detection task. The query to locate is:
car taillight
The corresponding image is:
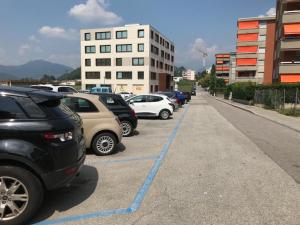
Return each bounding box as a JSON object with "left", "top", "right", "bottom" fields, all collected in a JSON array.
[
  {"left": 44, "top": 131, "right": 73, "bottom": 142},
  {"left": 131, "top": 109, "right": 136, "bottom": 118}
]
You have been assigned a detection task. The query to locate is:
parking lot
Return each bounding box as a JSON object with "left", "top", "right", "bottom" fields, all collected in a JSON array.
[{"left": 32, "top": 105, "right": 188, "bottom": 225}]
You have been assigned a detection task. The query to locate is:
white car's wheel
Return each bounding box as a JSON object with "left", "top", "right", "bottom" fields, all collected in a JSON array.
[{"left": 159, "top": 110, "right": 170, "bottom": 120}]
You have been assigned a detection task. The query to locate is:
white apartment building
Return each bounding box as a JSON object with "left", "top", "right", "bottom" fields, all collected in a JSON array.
[
  {"left": 80, "top": 24, "right": 175, "bottom": 94},
  {"left": 182, "top": 69, "right": 196, "bottom": 81}
]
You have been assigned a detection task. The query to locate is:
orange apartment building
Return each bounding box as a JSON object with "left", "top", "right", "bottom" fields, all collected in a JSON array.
[
  {"left": 215, "top": 53, "right": 231, "bottom": 83},
  {"left": 273, "top": 0, "right": 300, "bottom": 83},
  {"left": 235, "top": 16, "right": 276, "bottom": 84}
]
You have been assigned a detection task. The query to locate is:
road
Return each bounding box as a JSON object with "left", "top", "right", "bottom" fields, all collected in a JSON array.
[{"left": 33, "top": 90, "right": 300, "bottom": 225}]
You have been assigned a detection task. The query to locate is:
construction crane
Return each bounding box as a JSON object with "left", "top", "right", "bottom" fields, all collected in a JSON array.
[{"left": 197, "top": 49, "right": 208, "bottom": 69}]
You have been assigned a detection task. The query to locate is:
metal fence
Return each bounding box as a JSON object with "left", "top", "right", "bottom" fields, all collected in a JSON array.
[{"left": 254, "top": 88, "right": 300, "bottom": 116}]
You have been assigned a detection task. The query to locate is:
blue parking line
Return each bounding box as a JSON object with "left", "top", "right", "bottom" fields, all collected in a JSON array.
[
  {"left": 33, "top": 106, "right": 189, "bottom": 225},
  {"left": 103, "top": 155, "right": 158, "bottom": 164}
]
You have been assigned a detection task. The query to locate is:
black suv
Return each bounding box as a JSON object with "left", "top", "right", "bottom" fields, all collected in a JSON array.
[
  {"left": 95, "top": 93, "right": 138, "bottom": 137},
  {"left": 0, "top": 86, "right": 85, "bottom": 225}
]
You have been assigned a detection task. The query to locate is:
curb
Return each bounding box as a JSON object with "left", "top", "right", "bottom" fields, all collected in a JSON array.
[{"left": 215, "top": 98, "right": 300, "bottom": 133}]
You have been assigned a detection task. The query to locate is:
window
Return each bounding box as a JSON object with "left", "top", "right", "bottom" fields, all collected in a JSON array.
[
  {"left": 86, "top": 72, "right": 100, "bottom": 79},
  {"left": 131, "top": 95, "right": 147, "bottom": 103},
  {"left": 149, "top": 96, "right": 163, "bottom": 102},
  {"left": 138, "top": 44, "right": 144, "bottom": 52},
  {"left": 116, "top": 71, "right": 132, "bottom": 79},
  {"left": 96, "top": 58, "right": 111, "bottom": 66},
  {"left": 85, "top": 59, "right": 91, "bottom": 66},
  {"left": 15, "top": 97, "right": 46, "bottom": 118},
  {"left": 84, "top": 33, "right": 91, "bottom": 41},
  {"left": 96, "top": 32, "right": 111, "bottom": 40},
  {"left": 101, "top": 96, "right": 119, "bottom": 106},
  {"left": 151, "top": 45, "right": 159, "bottom": 55},
  {"left": 151, "top": 30, "right": 154, "bottom": 39},
  {"left": 100, "top": 45, "right": 111, "bottom": 53},
  {"left": 116, "top": 58, "right": 122, "bottom": 66},
  {"left": 138, "top": 71, "right": 144, "bottom": 79},
  {"left": 171, "top": 56, "right": 174, "bottom": 62},
  {"left": 259, "top": 48, "right": 266, "bottom": 53},
  {"left": 156, "top": 60, "right": 159, "bottom": 68},
  {"left": 151, "top": 58, "right": 155, "bottom": 67},
  {"left": 62, "top": 97, "right": 98, "bottom": 113},
  {"left": 85, "top": 46, "right": 96, "bottom": 54},
  {"left": 138, "top": 29, "right": 144, "bottom": 38},
  {"left": 150, "top": 72, "right": 156, "bottom": 80},
  {"left": 116, "top": 44, "right": 132, "bottom": 52},
  {"left": 171, "top": 45, "right": 175, "bottom": 52},
  {"left": 57, "top": 87, "right": 77, "bottom": 93},
  {"left": 105, "top": 71, "right": 111, "bottom": 79},
  {"left": 165, "top": 41, "right": 170, "bottom": 49},
  {"left": 116, "top": 30, "right": 127, "bottom": 39},
  {"left": 132, "top": 58, "right": 144, "bottom": 66},
  {"left": 160, "top": 62, "right": 163, "bottom": 69},
  {"left": 0, "top": 96, "right": 26, "bottom": 119},
  {"left": 259, "top": 35, "right": 266, "bottom": 41},
  {"left": 161, "top": 50, "right": 165, "bottom": 58},
  {"left": 155, "top": 33, "right": 159, "bottom": 42}
]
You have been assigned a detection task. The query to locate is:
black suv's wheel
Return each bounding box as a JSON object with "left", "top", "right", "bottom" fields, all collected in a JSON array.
[
  {"left": 0, "top": 166, "right": 43, "bottom": 225},
  {"left": 159, "top": 109, "right": 170, "bottom": 120},
  {"left": 92, "top": 133, "right": 117, "bottom": 156},
  {"left": 120, "top": 121, "right": 133, "bottom": 137}
]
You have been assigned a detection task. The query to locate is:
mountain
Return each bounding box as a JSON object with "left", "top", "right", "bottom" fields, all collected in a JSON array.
[
  {"left": 0, "top": 60, "right": 73, "bottom": 80},
  {"left": 59, "top": 67, "right": 81, "bottom": 80}
]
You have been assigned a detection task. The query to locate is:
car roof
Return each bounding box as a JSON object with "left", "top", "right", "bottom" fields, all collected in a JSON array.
[{"left": 0, "top": 85, "right": 62, "bottom": 103}]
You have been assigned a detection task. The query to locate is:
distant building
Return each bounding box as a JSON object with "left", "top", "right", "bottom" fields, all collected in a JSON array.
[
  {"left": 182, "top": 69, "right": 196, "bottom": 80},
  {"left": 273, "top": 0, "right": 300, "bottom": 83},
  {"left": 233, "top": 16, "right": 276, "bottom": 84},
  {"left": 173, "top": 77, "right": 183, "bottom": 83},
  {"left": 215, "top": 52, "right": 236, "bottom": 84},
  {"left": 80, "top": 24, "right": 175, "bottom": 94}
]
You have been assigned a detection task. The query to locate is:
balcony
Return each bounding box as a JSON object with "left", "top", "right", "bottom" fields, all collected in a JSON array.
[
  {"left": 235, "top": 66, "right": 257, "bottom": 71},
  {"left": 279, "top": 62, "right": 300, "bottom": 74},
  {"left": 281, "top": 38, "right": 300, "bottom": 49},
  {"left": 236, "top": 53, "right": 258, "bottom": 58},
  {"left": 283, "top": 10, "right": 300, "bottom": 23},
  {"left": 238, "top": 29, "right": 259, "bottom": 34}
]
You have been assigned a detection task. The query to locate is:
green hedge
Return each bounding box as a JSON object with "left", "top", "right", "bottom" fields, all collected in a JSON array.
[{"left": 225, "top": 82, "right": 300, "bottom": 101}]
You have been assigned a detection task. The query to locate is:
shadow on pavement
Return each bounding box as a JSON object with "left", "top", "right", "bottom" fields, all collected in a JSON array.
[{"left": 31, "top": 165, "right": 98, "bottom": 224}]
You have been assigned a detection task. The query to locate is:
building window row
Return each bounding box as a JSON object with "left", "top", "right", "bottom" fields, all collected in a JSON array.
[
  {"left": 116, "top": 44, "right": 132, "bottom": 52},
  {"left": 85, "top": 44, "right": 146, "bottom": 54},
  {"left": 84, "top": 29, "right": 145, "bottom": 41},
  {"left": 150, "top": 58, "right": 173, "bottom": 71},
  {"left": 85, "top": 71, "right": 145, "bottom": 80},
  {"left": 150, "top": 30, "right": 174, "bottom": 52},
  {"left": 85, "top": 57, "right": 146, "bottom": 67}
]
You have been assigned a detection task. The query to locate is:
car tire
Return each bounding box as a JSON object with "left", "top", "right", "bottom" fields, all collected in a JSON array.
[
  {"left": 92, "top": 132, "right": 117, "bottom": 156},
  {"left": 159, "top": 109, "right": 170, "bottom": 120},
  {"left": 120, "top": 120, "right": 133, "bottom": 137},
  {"left": 0, "top": 166, "right": 44, "bottom": 225}
]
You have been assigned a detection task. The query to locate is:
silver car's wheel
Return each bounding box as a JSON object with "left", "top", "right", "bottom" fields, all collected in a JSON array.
[
  {"left": 159, "top": 110, "right": 170, "bottom": 120},
  {"left": 0, "top": 176, "right": 29, "bottom": 221},
  {"left": 121, "top": 121, "right": 133, "bottom": 137},
  {"left": 92, "top": 133, "right": 117, "bottom": 156}
]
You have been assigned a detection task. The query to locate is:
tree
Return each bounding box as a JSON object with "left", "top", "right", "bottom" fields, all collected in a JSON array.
[
  {"left": 40, "top": 74, "right": 55, "bottom": 82},
  {"left": 174, "top": 66, "right": 186, "bottom": 77},
  {"left": 59, "top": 67, "right": 81, "bottom": 80}
]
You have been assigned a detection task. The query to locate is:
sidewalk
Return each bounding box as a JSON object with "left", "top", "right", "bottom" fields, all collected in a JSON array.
[{"left": 215, "top": 97, "right": 300, "bottom": 133}]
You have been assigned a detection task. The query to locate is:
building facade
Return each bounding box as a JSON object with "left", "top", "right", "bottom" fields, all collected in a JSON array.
[
  {"left": 273, "top": 0, "right": 300, "bottom": 83},
  {"left": 182, "top": 69, "right": 196, "bottom": 81},
  {"left": 215, "top": 53, "right": 231, "bottom": 83},
  {"left": 80, "top": 24, "right": 175, "bottom": 94},
  {"left": 235, "top": 16, "right": 276, "bottom": 84}
]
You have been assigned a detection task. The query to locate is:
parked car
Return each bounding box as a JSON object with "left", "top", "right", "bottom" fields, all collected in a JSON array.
[
  {"left": 182, "top": 92, "right": 191, "bottom": 102},
  {"left": 30, "top": 84, "right": 78, "bottom": 93},
  {"left": 126, "top": 94, "right": 173, "bottom": 120},
  {"left": 95, "top": 93, "right": 138, "bottom": 137},
  {"left": 0, "top": 86, "right": 85, "bottom": 225},
  {"left": 191, "top": 89, "right": 196, "bottom": 96},
  {"left": 156, "top": 92, "right": 180, "bottom": 111},
  {"left": 90, "top": 87, "right": 112, "bottom": 94},
  {"left": 174, "top": 91, "right": 187, "bottom": 105},
  {"left": 118, "top": 92, "right": 134, "bottom": 100},
  {"left": 62, "top": 93, "right": 122, "bottom": 156}
]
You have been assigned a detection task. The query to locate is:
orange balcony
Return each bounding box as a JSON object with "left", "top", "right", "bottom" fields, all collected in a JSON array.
[
  {"left": 236, "top": 58, "right": 257, "bottom": 66},
  {"left": 238, "top": 21, "right": 259, "bottom": 30},
  {"left": 280, "top": 74, "right": 300, "bottom": 83},
  {"left": 237, "top": 33, "right": 259, "bottom": 42},
  {"left": 237, "top": 46, "right": 258, "bottom": 53}
]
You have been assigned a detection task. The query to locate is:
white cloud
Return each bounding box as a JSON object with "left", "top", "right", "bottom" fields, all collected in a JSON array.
[
  {"left": 266, "top": 7, "right": 276, "bottom": 16},
  {"left": 47, "top": 54, "right": 80, "bottom": 68},
  {"left": 39, "top": 26, "right": 78, "bottom": 40},
  {"left": 18, "top": 36, "right": 43, "bottom": 56},
  {"left": 69, "top": 0, "right": 122, "bottom": 25}
]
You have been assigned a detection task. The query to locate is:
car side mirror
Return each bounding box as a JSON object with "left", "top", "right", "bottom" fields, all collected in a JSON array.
[{"left": 129, "top": 100, "right": 134, "bottom": 105}]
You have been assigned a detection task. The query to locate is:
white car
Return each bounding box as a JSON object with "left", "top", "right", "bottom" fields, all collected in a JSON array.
[
  {"left": 126, "top": 94, "right": 173, "bottom": 120},
  {"left": 30, "top": 84, "right": 78, "bottom": 93},
  {"left": 119, "top": 92, "right": 134, "bottom": 99}
]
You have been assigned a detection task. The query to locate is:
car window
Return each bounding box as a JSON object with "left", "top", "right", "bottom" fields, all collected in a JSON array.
[
  {"left": 148, "top": 96, "right": 163, "bottom": 102},
  {"left": 131, "top": 95, "right": 147, "bottom": 103},
  {"left": 101, "top": 96, "right": 120, "bottom": 106},
  {"left": 15, "top": 96, "right": 46, "bottom": 118},
  {"left": 62, "top": 97, "right": 98, "bottom": 113},
  {"left": 0, "top": 96, "right": 27, "bottom": 120},
  {"left": 58, "top": 87, "right": 77, "bottom": 93}
]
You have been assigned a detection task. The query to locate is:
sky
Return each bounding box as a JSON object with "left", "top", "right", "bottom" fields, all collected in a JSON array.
[{"left": 0, "top": 0, "right": 275, "bottom": 71}]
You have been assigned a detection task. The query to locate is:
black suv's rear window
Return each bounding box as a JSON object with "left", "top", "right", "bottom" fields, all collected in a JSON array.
[
  {"left": 15, "top": 96, "right": 46, "bottom": 119},
  {"left": 41, "top": 100, "right": 74, "bottom": 118},
  {"left": 0, "top": 96, "right": 26, "bottom": 119}
]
